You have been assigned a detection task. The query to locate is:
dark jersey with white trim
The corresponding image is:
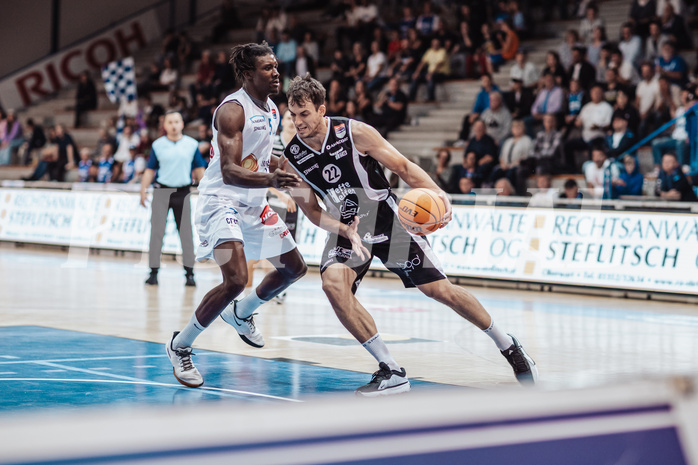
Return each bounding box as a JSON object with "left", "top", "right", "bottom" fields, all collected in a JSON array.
[{"left": 284, "top": 117, "right": 393, "bottom": 235}]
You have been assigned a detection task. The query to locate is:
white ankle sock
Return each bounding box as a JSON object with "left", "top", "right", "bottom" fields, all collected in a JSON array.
[
  {"left": 483, "top": 319, "right": 514, "bottom": 351},
  {"left": 223, "top": 289, "right": 266, "bottom": 320},
  {"left": 173, "top": 313, "right": 205, "bottom": 349},
  {"left": 362, "top": 334, "right": 401, "bottom": 372}
]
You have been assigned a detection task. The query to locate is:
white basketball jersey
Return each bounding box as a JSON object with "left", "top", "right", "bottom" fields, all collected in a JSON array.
[{"left": 197, "top": 88, "right": 279, "bottom": 205}]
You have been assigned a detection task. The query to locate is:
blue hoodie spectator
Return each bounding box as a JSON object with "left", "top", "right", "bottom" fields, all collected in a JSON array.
[{"left": 612, "top": 155, "right": 644, "bottom": 198}]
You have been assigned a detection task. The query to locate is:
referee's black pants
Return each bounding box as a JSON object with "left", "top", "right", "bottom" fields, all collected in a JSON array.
[{"left": 149, "top": 186, "right": 195, "bottom": 272}]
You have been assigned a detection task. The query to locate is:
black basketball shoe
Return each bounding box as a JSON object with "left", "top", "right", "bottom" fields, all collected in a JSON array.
[
  {"left": 355, "top": 362, "right": 411, "bottom": 397},
  {"left": 501, "top": 334, "right": 538, "bottom": 385}
]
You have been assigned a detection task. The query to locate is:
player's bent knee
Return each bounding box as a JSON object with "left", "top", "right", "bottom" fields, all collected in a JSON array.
[
  {"left": 321, "top": 275, "right": 350, "bottom": 301},
  {"left": 222, "top": 274, "right": 247, "bottom": 299},
  {"left": 418, "top": 278, "right": 449, "bottom": 300}
]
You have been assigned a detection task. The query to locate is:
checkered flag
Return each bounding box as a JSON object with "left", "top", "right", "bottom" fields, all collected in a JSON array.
[{"left": 101, "top": 57, "right": 137, "bottom": 104}]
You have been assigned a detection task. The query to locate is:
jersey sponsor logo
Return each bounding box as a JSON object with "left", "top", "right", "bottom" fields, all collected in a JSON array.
[
  {"left": 363, "top": 232, "right": 389, "bottom": 244},
  {"left": 328, "top": 182, "right": 356, "bottom": 203},
  {"left": 253, "top": 125, "right": 267, "bottom": 132},
  {"left": 340, "top": 198, "right": 359, "bottom": 219},
  {"left": 260, "top": 205, "right": 279, "bottom": 225},
  {"left": 290, "top": 144, "right": 300, "bottom": 156},
  {"left": 328, "top": 246, "right": 353, "bottom": 260},
  {"left": 249, "top": 115, "right": 265, "bottom": 125},
  {"left": 303, "top": 163, "right": 319, "bottom": 175},
  {"left": 326, "top": 137, "right": 348, "bottom": 151},
  {"left": 242, "top": 153, "right": 259, "bottom": 171},
  {"left": 298, "top": 153, "right": 313, "bottom": 164},
  {"left": 396, "top": 255, "right": 421, "bottom": 275},
  {"left": 268, "top": 225, "right": 290, "bottom": 238},
  {"left": 334, "top": 123, "right": 346, "bottom": 139},
  {"left": 271, "top": 108, "right": 277, "bottom": 119},
  {"left": 322, "top": 164, "right": 342, "bottom": 183},
  {"left": 330, "top": 147, "right": 348, "bottom": 160}
]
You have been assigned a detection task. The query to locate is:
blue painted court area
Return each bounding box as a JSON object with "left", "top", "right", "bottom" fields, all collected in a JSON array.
[{"left": 0, "top": 326, "right": 443, "bottom": 412}]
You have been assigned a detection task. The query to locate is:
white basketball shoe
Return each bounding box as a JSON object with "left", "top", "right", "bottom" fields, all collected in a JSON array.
[
  {"left": 166, "top": 332, "right": 203, "bottom": 388},
  {"left": 220, "top": 301, "right": 265, "bottom": 348}
]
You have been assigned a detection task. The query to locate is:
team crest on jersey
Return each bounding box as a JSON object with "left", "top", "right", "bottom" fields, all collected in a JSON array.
[
  {"left": 340, "top": 197, "right": 359, "bottom": 219},
  {"left": 290, "top": 145, "right": 300, "bottom": 156},
  {"left": 334, "top": 123, "right": 346, "bottom": 139},
  {"left": 271, "top": 108, "right": 277, "bottom": 119},
  {"left": 241, "top": 153, "right": 259, "bottom": 171}
]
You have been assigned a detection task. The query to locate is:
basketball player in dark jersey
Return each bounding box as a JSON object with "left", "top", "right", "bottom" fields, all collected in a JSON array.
[{"left": 281, "top": 75, "right": 538, "bottom": 396}]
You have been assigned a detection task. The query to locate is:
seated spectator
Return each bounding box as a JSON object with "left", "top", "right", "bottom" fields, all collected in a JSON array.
[
  {"left": 529, "top": 113, "right": 565, "bottom": 174},
  {"left": 587, "top": 25, "right": 606, "bottom": 69},
  {"left": 560, "top": 178, "right": 583, "bottom": 199},
  {"left": 564, "top": 78, "right": 586, "bottom": 131},
  {"left": 415, "top": 1, "right": 440, "bottom": 38},
  {"left": 655, "top": 152, "right": 697, "bottom": 200},
  {"left": 630, "top": 0, "right": 657, "bottom": 38},
  {"left": 583, "top": 139, "right": 620, "bottom": 198},
  {"left": 509, "top": 49, "right": 539, "bottom": 89},
  {"left": 567, "top": 46, "right": 596, "bottom": 92},
  {"left": 430, "top": 148, "right": 451, "bottom": 190},
  {"left": 526, "top": 71, "right": 564, "bottom": 136},
  {"left": 94, "top": 127, "right": 117, "bottom": 160},
  {"left": 636, "top": 62, "right": 660, "bottom": 137},
  {"left": 479, "top": 23, "right": 503, "bottom": 73},
  {"left": 503, "top": 78, "right": 534, "bottom": 119},
  {"left": 398, "top": 6, "right": 416, "bottom": 39},
  {"left": 565, "top": 83, "right": 614, "bottom": 171},
  {"left": 293, "top": 45, "right": 316, "bottom": 79},
  {"left": 609, "top": 48, "right": 640, "bottom": 87},
  {"left": 607, "top": 113, "right": 637, "bottom": 159},
  {"left": 77, "top": 148, "right": 93, "bottom": 183},
  {"left": 579, "top": 3, "right": 603, "bottom": 45},
  {"left": 74, "top": 71, "right": 97, "bottom": 128},
  {"left": 450, "top": 21, "right": 478, "bottom": 78},
  {"left": 619, "top": 22, "right": 643, "bottom": 69},
  {"left": 465, "top": 120, "right": 499, "bottom": 183},
  {"left": 0, "top": 110, "right": 24, "bottom": 165},
  {"left": 119, "top": 145, "right": 140, "bottom": 183},
  {"left": 354, "top": 0, "right": 380, "bottom": 48},
  {"left": 457, "top": 73, "right": 498, "bottom": 143},
  {"left": 595, "top": 44, "right": 614, "bottom": 83},
  {"left": 21, "top": 126, "right": 57, "bottom": 181},
  {"left": 651, "top": 87, "right": 696, "bottom": 171},
  {"left": 659, "top": 4, "right": 691, "bottom": 49},
  {"left": 326, "top": 79, "right": 348, "bottom": 116},
  {"left": 613, "top": 89, "right": 640, "bottom": 135},
  {"left": 330, "top": 49, "right": 352, "bottom": 88},
  {"left": 276, "top": 30, "right": 298, "bottom": 81},
  {"left": 176, "top": 32, "right": 194, "bottom": 73},
  {"left": 498, "top": 19, "right": 519, "bottom": 63},
  {"left": 480, "top": 91, "right": 512, "bottom": 145},
  {"left": 364, "top": 40, "right": 389, "bottom": 92},
  {"left": 374, "top": 77, "right": 408, "bottom": 137},
  {"left": 159, "top": 58, "right": 178, "bottom": 91},
  {"left": 96, "top": 144, "right": 115, "bottom": 183},
  {"left": 48, "top": 124, "right": 77, "bottom": 182},
  {"left": 528, "top": 172, "right": 558, "bottom": 207},
  {"left": 458, "top": 176, "right": 476, "bottom": 195},
  {"left": 541, "top": 51, "right": 567, "bottom": 89},
  {"left": 212, "top": 50, "right": 236, "bottom": 98},
  {"left": 211, "top": 0, "right": 240, "bottom": 44},
  {"left": 508, "top": 0, "right": 527, "bottom": 38},
  {"left": 495, "top": 177, "right": 516, "bottom": 196},
  {"left": 196, "top": 123, "right": 212, "bottom": 161},
  {"left": 602, "top": 68, "right": 629, "bottom": 107},
  {"left": 346, "top": 42, "right": 368, "bottom": 86},
  {"left": 409, "top": 38, "right": 450, "bottom": 102},
  {"left": 494, "top": 119, "right": 533, "bottom": 195},
  {"left": 302, "top": 31, "right": 320, "bottom": 65},
  {"left": 448, "top": 151, "right": 484, "bottom": 193},
  {"left": 20, "top": 118, "right": 46, "bottom": 166},
  {"left": 644, "top": 20, "right": 669, "bottom": 63},
  {"left": 189, "top": 50, "right": 215, "bottom": 106},
  {"left": 352, "top": 80, "right": 375, "bottom": 123},
  {"left": 612, "top": 154, "right": 644, "bottom": 197},
  {"left": 655, "top": 41, "right": 688, "bottom": 87},
  {"left": 558, "top": 29, "right": 581, "bottom": 70}
]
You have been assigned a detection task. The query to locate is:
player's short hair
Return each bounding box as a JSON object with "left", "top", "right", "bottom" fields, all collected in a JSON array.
[
  {"left": 229, "top": 42, "right": 275, "bottom": 82},
  {"left": 287, "top": 74, "right": 326, "bottom": 109}
]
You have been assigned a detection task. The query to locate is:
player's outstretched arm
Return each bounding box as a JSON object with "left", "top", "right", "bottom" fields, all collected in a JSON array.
[
  {"left": 216, "top": 102, "right": 300, "bottom": 189},
  {"left": 351, "top": 120, "right": 452, "bottom": 226}
]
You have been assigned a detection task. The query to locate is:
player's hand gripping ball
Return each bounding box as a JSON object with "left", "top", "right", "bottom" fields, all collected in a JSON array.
[{"left": 398, "top": 188, "right": 445, "bottom": 235}]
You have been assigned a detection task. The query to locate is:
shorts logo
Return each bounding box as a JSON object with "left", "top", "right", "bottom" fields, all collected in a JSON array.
[
  {"left": 269, "top": 226, "right": 290, "bottom": 238},
  {"left": 328, "top": 246, "right": 353, "bottom": 260},
  {"left": 396, "top": 255, "right": 421, "bottom": 275},
  {"left": 334, "top": 123, "right": 346, "bottom": 139},
  {"left": 340, "top": 198, "right": 359, "bottom": 219},
  {"left": 290, "top": 145, "right": 300, "bottom": 156},
  {"left": 322, "top": 164, "right": 342, "bottom": 183},
  {"left": 226, "top": 217, "right": 239, "bottom": 225},
  {"left": 200, "top": 240, "right": 209, "bottom": 247},
  {"left": 363, "top": 232, "right": 388, "bottom": 244},
  {"left": 242, "top": 153, "right": 259, "bottom": 171},
  {"left": 260, "top": 205, "right": 279, "bottom": 225}
]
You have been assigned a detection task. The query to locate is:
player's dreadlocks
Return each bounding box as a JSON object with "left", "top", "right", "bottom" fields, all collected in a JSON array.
[{"left": 229, "top": 42, "right": 275, "bottom": 83}]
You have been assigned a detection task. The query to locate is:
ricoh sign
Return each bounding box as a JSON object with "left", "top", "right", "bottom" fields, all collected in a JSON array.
[{"left": 0, "top": 10, "right": 161, "bottom": 110}]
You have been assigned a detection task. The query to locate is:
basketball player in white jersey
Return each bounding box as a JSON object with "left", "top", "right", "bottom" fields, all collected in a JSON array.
[
  {"left": 165, "top": 43, "right": 319, "bottom": 388},
  {"left": 281, "top": 75, "right": 538, "bottom": 396}
]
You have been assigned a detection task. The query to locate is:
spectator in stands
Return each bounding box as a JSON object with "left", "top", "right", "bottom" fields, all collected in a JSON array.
[
  {"left": 651, "top": 87, "right": 695, "bottom": 171},
  {"left": 560, "top": 178, "right": 583, "bottom": 199},
  {"left": 595, "top": 44, "right": 613, "bottom": 83},
  {"left": 176, "top": 32, "right": 194, "bottom": 73},
  {"left": 659, "top": 4, "right": 691, "bottom": 49},
  {"left": 602, "top": 68, "right": 629, "bottom": 107},
  {"left": 212, "top": 51, "right": 236, "bottom": 98},
  {"left": 160, "top": 29, "right": 180, "bottom": 66},
  {"left": 48, "top": 124, "right": 76, "bottom": 182},
  {"left": 644, "top": 20, "right": 669, "bottom": 63},
  {"left": 565, "top": 83, "right": 614, "bottom": 171},
  {"left": 508, "top": 0, "right": 527, "bottom": 39},
  {"left": 655, "top": 152, "right": 697, "bottom": 200},
  {"left": 398, "top": 6, "right": 416, "bottom": 38},
  {"left": 20, "top": 118, "right": 46, "bottom": 166},
  {"left": 365, "top": 40, "right": 388, "bottom": 92},
  {"left": 636, "top": 62, "right": 660, "bottom": 138},
  {"left": 415, "top": 1, "right": 440, "bottom": 38},
  {"left": 189, "top": 50, "right": 215, "bottom": 105},
  {"left": 346, "top": 42, "right": 368, "bottom": 86},
  {"left": 612, "top": 154, "right": 644, "bottom": 198},
  {"left": 619, "top": 23, "right": 643, "bottom": 69},
  {"left": 409, "top": 38, "right": 450, "bottom": 102},
  {"left": 465, "top": 120, "right": 499, "bottom": 184},
  {"left": 374, "top": 77, "right": 408, "bottom": 137},
  {"left": 74, "top": 71, "right": 97, "bottom": 128},
  {"left": 118, "top": 145, "right": 139, "bottom": 183},
  {"left": 77, "top": 148, "right": 93, "bottom": 183},
  {"left": 159, "top": 58, "right": 178, "bottom": 91},
  {"left": 564, "top": 79, "right": 586, "bottom": 133},
  {"left": 276, "top": 30, "right": 298, "bottom": 81},
  {"left": 630, "top": 0, "right": 657, "bottom": 38},
  {"left": 558, "top": 29, "right": 581, "bottom": 70},
  {"left": 654, "top": 75, "right": 682, "bottom": 127},
  {"left": 613, "top": 89, "right": 640, "bottom": 135},
  {"left": 114, "top": 124, "right": 140, "bottom": 167},
  {"left": 607, "top": 112, "right": 637, "bottom": 159},
  {"left": 450, "top": 21, "right": 478, "bottom": 78},
  {"left": 541, "top": 51, "right": 567, "bottom": 89},
  {"left": 195, "top": 123, "right": 211, "bottom": 162},
  {"left": 302, "top": 31, "right": 320, "bottom": 65},
  {"left": 528, "top": 172, "right": 558, "bottom": 206},
  {"left": 264, "top": 8, "right": 287, "bottom": 45},
  {"left": 579, "top": 3, "right": 604, "bottom": 45},
  {"left": 494, "top": 119, "right": 533, "bottom": 195},
  {"left": 509, "top": 49, "right": 539, "bottom": 89},
  {"left": 527, "top": 71, "right": 564, "bottom": 136},
  {"left": 326, "top": 79, "right": 348, "bottom": 116},
  {"left": 567, "top": 45, "right": 596, "bottom": 91},
  {"left": 478, "top": 23, "right": 501, "bottom": 74},
  {"left": 293, "top": 45, "right": 315, "bottom": 79},
  {"left": 448, "top": 150, "right": 484, "bottom": 193},
  {"left": 354, "top": 0, "right": 380, "bottom": 48},
  {"left": 655, "top": 41, "right": 688, "bottom": 87},
  {"left": 503, "top": 78, "right": 534, "bottom": 120},
  {"left": 529, "top": 113, "right": 565, "bottom": 175},
  {"left": 94, "top": 127, "right": 117, "bottom": 160},
  {"left": 430, "top": 148, "right": 451, "bottom": 190},
  {"left": 495, "top": 177, "right": 516, "bottom": 196},
  {"left": 96, "top": 144, "right": 115, "bottom": 183},
  {"left": 587, "top": 25, "right": 607, "bottom": 69},
  {"left": 211, "top": 0, "right": 240, "bottom": 43},
  {"left": 480, "top": 91, "right": 512, "bottom": 145},
  {"left": 609, "top": 48, "right": 640, "bottom": 86},
  {"left": 583, "top": 139, "right": 619, "bottom": 198},
  {"left": 330, "top": 49, "right": 352, "bottom": 88},
  {"left": 352, "top": 80, "right": 375, "bottom": 123},
  {"left": 0, "top": 110, "right": 23, "bottom": 165},
  {"left": 457, "top": 73, "right": 498, "bottom": 143},
  {"left": 496, "top": 18, "right": 519, "bottom": 64},
  {"left": 459, "top": 176, "right": 476, "bottom": 195}
]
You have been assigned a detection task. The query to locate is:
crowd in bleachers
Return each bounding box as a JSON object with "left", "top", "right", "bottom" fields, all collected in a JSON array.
[{"left": 0, "top": 0, "right": 697, "bottom": 202}]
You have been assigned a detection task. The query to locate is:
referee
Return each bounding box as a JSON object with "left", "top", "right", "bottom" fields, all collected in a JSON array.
[{"left": 140, "top": 110, "right": 207, "bottom": 286}]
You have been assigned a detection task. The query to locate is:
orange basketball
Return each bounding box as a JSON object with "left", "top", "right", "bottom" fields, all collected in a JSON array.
[{"left": 397, "top": 188, "right": 445, "bottom": 236}]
